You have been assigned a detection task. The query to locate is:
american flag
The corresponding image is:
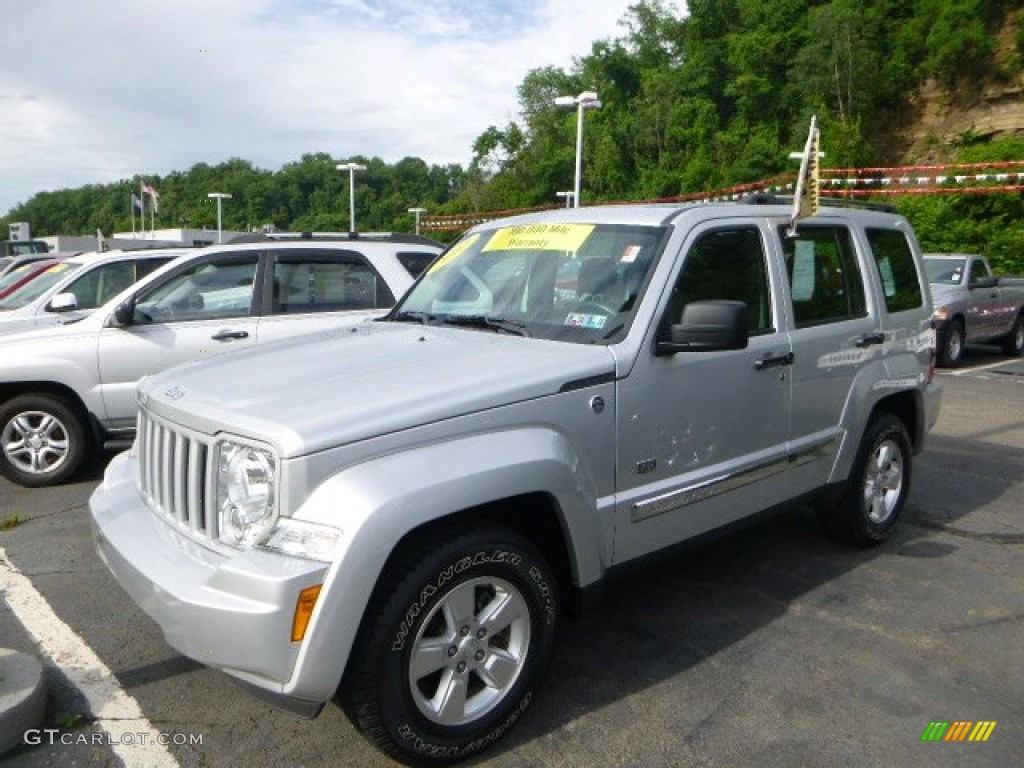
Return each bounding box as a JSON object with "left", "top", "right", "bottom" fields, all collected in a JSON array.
[{"left": 142, "top": 183, "right": 160, "bottom": 212}]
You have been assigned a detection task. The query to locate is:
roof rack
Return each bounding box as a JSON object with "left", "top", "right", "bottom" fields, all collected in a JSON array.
[
  {"left": 226, "top": 231, "right": 443, "bottom": 246},
  {"left": 739, "top": 192, "right": 898, "bottom": 213}
]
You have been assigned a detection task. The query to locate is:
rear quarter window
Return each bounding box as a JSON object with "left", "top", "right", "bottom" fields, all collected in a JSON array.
[
  {"left": 865, "top": 228, "right": 924, "bottom": 313},
  {"left": 397, "top": 251, "right": 440, "bottom": 278}
]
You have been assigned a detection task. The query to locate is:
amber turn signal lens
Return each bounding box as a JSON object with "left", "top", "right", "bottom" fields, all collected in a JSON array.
[{"left": 291, "top": 585, "right": 322, "bottom": 642}]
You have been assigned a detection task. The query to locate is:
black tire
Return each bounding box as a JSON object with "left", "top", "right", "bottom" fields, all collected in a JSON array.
[
  {"left": 0, "top": 394, "right": 91, "bottom": 487},
  {"left": 1002, "top": 314, "right": 1024, "bottom": 357},
  {"left": 937, "top": 319, "right": 965, "bottom": 367},
  {"left": 340, "top": 523, "right": 558, "bottom": 766},
  {"left": 818, "top": 413, "right": 912, "bottom": 547}
]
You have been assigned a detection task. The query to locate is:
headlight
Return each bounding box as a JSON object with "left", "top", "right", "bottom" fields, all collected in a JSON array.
[
  {"left": 932, "top": 306, "right": 949, "bottom": 322},
  {"left": 258, "top": 518, "right": 342, "bottom": 562},
  {"left": 217, "top": 440, "right": 277, "bottom": 548}
]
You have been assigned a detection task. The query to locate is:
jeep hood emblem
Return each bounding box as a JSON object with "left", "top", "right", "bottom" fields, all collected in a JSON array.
[{"left": 164, "top": 385, "right": 186, "bottom": 400}]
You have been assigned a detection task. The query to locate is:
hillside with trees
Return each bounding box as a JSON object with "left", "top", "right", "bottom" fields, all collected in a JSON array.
[{"left": 4, "top": 0, "right": 1023, "bottom": 271}]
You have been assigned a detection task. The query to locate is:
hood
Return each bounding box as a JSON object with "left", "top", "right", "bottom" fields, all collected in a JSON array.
[
  {"left": 928, "top": 284, "right": 959, "bottom": 309},
  {"left": 0, "top": 312, "right": 95, "bottom": 342},
  {"left": 142, "top": 322, "right": 617, "bottom": 457},
  {"left": 0, "top": 311, "right": 90, "bottom": 337}
]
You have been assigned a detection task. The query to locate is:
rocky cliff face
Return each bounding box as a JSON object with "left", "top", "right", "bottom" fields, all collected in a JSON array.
[
  {"left": 904, "top": 76, "right": 1024, "bottom": 162},
  {"left": 903, "top": 10, "right": 1024, "bottom": 163}
]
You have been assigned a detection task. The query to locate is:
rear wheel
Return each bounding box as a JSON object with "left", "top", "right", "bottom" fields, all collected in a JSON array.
[
  {"left": 0, "top": 394, "right": 91, "bottom": 487},
  {"left": 937, "top": 319, "right": 965, "bottom": 367},
  {"left": 819, "top": 413, "right": 911, "bottom": 546},
  {"left": 1002, "top": 314, "right": 1024, "bottom": 357},
  {"left": 340, "top": 523, "right": 558, "bottom": 765}
]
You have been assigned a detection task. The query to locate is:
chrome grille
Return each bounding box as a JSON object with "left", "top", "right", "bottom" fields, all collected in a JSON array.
[{"left": 137, "top": 410, "right": 215, "bottom": 540}]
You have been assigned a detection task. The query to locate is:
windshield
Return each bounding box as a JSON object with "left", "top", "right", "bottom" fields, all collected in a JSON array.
[
  {"left": 388, "top": 222, "right": 666, "bottom": 344},
  {"left": 924, "top": 257, "right": 965, "bottom": 285},
  {"left": 0, "top": 261, "right": 76, "bottom": 310},
  {"left": 0, "top": 262, "right": 44, "bottom": 293}
]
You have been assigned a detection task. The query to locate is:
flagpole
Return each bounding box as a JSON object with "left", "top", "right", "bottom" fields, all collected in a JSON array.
[
  {"left": 130, "top": 193, "right": 135, "bottom": 235},
  {"left": 140, "top": 181, "right": 147, "bottom": 239}
]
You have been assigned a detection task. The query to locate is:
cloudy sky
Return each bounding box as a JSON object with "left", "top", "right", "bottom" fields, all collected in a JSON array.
[{"left": 0, "top": 0, "right": 684, "bottom": 217}]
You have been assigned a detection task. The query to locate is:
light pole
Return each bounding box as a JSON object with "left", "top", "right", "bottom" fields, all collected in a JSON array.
[
  {"left": 337, "top": 162, "right": 367, "bottom": 233},
  {"left": 207, "top": 192, "right": 232, "bottom": 243},
  {"left": 408, "top": 207, "right": 427, "bottom": 235},
  {"left": 554, "top": 90, "right": 601, "bottom": 208},
  {"left": 556, "top": 191, "right": 575, "bottom": 208}
]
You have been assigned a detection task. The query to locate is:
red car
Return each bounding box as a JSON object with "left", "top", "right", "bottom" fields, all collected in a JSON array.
[{"left": 0, "top": 258, "right": 60, "bottom": 300}]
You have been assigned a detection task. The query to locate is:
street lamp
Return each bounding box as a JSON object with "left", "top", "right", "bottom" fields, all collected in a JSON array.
[
  {"left": 207, "top": 192, "right": 232, "bottom": 243},
  {"left": 554, "top": 90, "right": 601, "bottom": 208},
  {"left": 556, "top": 191, "right": 575, "bottom": 208},
  {"left": 337, "top": 162, "right": 367, "bottom": 233},
  {"left": 408, "top": 207, "right": 427, "bottom": 235}
]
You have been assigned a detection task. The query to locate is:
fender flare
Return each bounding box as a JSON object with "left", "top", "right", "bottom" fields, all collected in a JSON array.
[{"left": 282, "top": 426, "right": 605, "bottom": 702}]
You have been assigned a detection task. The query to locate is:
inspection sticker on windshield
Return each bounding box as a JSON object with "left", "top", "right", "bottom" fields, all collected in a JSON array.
[
  {"left": 484, "top": 224, "right": 595, "bottom": 252},
  {"left": 565, "top": 312, "right": 607, "bottom": 329}
]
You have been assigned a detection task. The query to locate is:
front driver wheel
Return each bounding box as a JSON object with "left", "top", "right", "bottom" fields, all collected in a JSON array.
[
  {"left": 937, "top": 319, "right": 965, "bottom": 367},
  {"left": 0, "top": 394, "right": 91, "bottom": 487},
  {"left": 341, "top": 523, "right": 558, "bottom": 766}
]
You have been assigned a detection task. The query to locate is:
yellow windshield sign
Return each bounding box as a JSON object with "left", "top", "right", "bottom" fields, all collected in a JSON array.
[
  {"left": 428, "top": 233, "right": 480, "bottom": 275},
  {"left": 483, "top": 224, "right": 595, "bottom": 252}
]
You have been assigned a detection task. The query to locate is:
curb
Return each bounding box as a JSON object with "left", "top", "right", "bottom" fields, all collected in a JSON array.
[{"left": 0, "top": 648, "right": 48, "bottom": 756}]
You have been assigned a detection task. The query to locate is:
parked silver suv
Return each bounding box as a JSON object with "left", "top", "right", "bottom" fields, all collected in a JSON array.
[
  {"left": 92, "top": 201, "right": 941, "bottom": 764},
  {"left": 0, "top": 234, "right": 442, "bottom": 486}
]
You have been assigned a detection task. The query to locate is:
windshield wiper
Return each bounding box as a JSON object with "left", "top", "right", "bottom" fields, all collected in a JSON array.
[
  {"left": 439, "top": 315, "right": 531, "bottom": 337},
  {"left": 387, "top": 310, "right": 434, "bottom": 324}
]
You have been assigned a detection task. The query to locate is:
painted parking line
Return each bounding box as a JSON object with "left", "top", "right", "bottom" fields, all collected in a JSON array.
[
  {"left": 940, "top": 359, "right": 1023, "bottom": 376},
  {"left": 0, "top": 548, "right": 179, "bottom": 766}
]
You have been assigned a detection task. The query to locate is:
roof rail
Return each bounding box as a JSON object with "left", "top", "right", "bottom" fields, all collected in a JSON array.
[
  {"left": 226, "top": 231, "right": 443, "bottom": 246},
  {"left": 739, "top": 192, "right": 898, "bottom": 213}
]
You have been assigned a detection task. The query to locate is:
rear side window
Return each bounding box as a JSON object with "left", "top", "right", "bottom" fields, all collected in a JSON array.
[
  {"left": 780, "top": 225, "right": 867, "bottom": 328},
  {"left": 271, "top": 251, "right": 395, "bottom": 313},
  {"left": 865, "top": 228, "right": 924, "bottom": 313}
]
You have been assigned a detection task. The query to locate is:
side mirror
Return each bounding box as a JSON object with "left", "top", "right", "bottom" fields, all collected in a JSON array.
[
  {"left": 969, "top": 275, "right": 997, "bottom": 289},
  {"left": 47, "top": 292, "right": 78, "bottom": 313},
  {"left": 112, "top": 300, "right": 135, "bottom": 327},
  {"left": 656, "top": 300, "right": 749, "bottom": 355}
]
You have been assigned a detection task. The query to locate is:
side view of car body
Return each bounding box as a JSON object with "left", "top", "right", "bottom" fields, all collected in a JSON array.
[
  {"left": 0, "top": 248, "right": 187, "bottom": 336},
  {"left": 0, "top": 234, "right": 443, "bottom": 486}
]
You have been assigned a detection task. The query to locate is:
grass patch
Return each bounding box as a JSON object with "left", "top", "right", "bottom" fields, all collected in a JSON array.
[{"left": 0, "top": 512, "right": 23, "bottom": 531}]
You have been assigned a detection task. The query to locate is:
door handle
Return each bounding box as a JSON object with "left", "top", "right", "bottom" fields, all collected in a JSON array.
[
  {"left": 855, "top": 331, "right": 886, "bottom": 347},
  {"left": 211, "top": 330, "right": 249, "bottom": 341},
  {"left": 754, "top": 352, "right": 794, "bottom": 370}
]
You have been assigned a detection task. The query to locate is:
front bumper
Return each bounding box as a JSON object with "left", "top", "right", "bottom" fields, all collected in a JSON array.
[{"left": 90, "top": 451, "right": 328, "bottom": 712}]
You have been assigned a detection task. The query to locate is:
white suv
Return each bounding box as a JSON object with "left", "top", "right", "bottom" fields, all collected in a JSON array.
[
  {"left": 0, "top": 248, "right": 186, "bottom": 335},
  {"left": 0, "top": 234, "right": 443, "bottom": 486}
]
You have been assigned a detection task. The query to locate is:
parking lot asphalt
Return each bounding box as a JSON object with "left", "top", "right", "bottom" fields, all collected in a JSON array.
[{"left": 1, "top": 351, "right": 1022, "bottom": 767}]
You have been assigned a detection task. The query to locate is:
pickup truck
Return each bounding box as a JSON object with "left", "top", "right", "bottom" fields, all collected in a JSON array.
[
  {"left": 924, "top": 253, "right": 1024, "bottom": 366},
  {"left": 92, "top": 200, "right": 941, "bottom": 765}
]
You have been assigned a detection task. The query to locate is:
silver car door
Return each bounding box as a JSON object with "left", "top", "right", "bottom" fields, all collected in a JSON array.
[
  {"left": 97, "top": 252, "right": 261, "bottom": 431},
  {"left": 614, "top": 221, "right": 792, "bottom": 563}
]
